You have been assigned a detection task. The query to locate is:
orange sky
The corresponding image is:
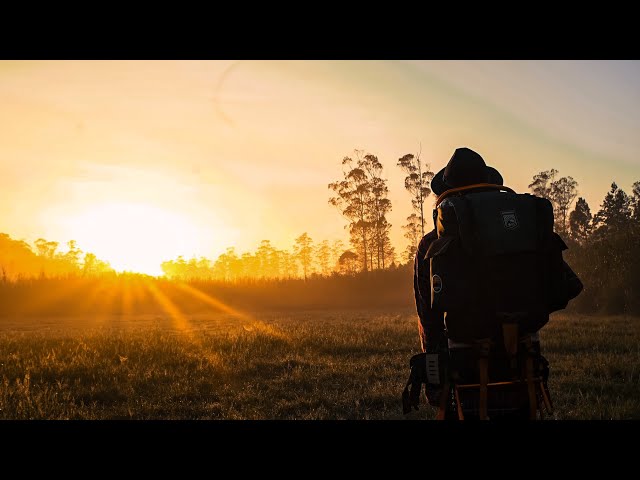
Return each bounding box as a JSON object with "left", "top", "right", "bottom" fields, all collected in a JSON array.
[{"left": 1, "top": 60, "right": 639, "bottom": 274}]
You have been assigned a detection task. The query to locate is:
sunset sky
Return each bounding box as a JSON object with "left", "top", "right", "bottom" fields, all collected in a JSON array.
[{"left": 1, "top": 60, "right": 639, "bottom": 275}]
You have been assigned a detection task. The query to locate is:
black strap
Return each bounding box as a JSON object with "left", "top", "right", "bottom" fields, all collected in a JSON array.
[{"left": 402, "top": 353, "right": 427, "bottom": 414}]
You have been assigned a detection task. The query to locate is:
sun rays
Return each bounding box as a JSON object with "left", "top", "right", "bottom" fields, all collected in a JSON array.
[
  {"left": 173, "top": 282, "right": 290, "bottom": 341},
  {"left": 9, "top": 272, "right": 289, "bottom": 358},
  {"left": 140, "top": 277, "right": 289, "bottom": 366},
  {"left": 144, "top": 281, "right": 192, "bottom": 333}
]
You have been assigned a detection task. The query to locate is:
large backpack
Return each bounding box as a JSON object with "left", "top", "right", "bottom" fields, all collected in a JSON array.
[
  {"left": 402, "top": 183, "right": 566, "bottom": 419},
  {"left": 425, "top": 183, "right": 569, "bottom": 342}
]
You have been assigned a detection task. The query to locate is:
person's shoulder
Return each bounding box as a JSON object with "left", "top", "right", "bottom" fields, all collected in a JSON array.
[
  {"left": 417, "top": 229, "right": 438, "bottom": 253},
  {"left": 421, "top": 229, "right": 438, "bottom": 243}
]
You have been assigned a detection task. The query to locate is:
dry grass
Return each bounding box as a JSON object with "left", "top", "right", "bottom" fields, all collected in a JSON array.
[
  {"left": 541, "top": 313, "right": 640, "bottom": 419},
  {"left": 0, "top": 309, "right": 637, "bottom": 420}
]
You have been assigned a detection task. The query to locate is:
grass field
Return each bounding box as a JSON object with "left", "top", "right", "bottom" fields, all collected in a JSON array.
[{"left": 0, "top": 309, "right": 638, "bottom": 420}]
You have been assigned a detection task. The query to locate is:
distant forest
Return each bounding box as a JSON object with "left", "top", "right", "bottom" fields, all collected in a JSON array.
[{"left": 1, "top": 149, "right": 639, "bottom": 315}]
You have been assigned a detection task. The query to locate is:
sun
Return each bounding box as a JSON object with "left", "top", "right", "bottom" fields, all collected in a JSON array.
[{"left": 64, "top": 202, "right": 207, "bottom": 276}]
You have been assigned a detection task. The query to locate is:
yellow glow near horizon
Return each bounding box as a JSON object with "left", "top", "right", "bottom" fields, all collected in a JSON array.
[
  {"left": 1, "top": 61, "right": 639, "bottom": 263},
  {"left": 64, "top": 202, "right": 209, "bottom": 276}
]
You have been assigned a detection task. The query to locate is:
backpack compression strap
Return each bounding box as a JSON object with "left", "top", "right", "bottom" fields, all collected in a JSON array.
[{"left": 435, "top": 183, "right": 516, "bottom": 208}]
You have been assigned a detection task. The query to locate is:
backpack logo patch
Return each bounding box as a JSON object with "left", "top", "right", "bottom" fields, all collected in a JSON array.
[
  {"left": 501, "top": 210, "right": 519, "bottom": 230},
  {"left": 432, "top": 274, "right": 443, "bottom": 294}
]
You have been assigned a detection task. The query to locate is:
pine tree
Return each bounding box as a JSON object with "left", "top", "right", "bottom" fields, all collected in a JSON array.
[
  {"left": 569, "top": 197, "right": 592, "bottom": 244},
  {"left": 593, "top": 182, "right": 632, "bottom": 235}
]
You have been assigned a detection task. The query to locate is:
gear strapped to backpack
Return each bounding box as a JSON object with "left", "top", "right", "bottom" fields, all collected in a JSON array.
[{"left": 403, "top": 183, "right": 575, "bottom": 419}]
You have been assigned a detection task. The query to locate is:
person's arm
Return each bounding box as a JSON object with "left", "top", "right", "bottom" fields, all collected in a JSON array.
[{"left": 414, "top": 230, "right": 446, "bottom": 353}]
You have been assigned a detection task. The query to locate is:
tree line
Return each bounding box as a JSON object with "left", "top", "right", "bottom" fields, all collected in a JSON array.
[
  {"left": 0, "top": 234, "right": 113, "bottom": 281},
  {"left": 161, "top": 148, "right": 433, "bottom": 280},
  {"left": 327, "top": 154, "right": 640, "bottom": 315},
  {"left": 160, "top": 236, "right": 354, "bottom": 281},
  {"left": 562, "top": 179, "right": 640, "bottom": 314},
  {"left": 2, "top": 145, "right": 639, "bottom": 317},
  {"left": 0, "top": 147, "right": 435, "bottom": 282}
]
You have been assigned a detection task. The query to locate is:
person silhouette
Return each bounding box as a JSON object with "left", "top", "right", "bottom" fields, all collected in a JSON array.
[{"left": 410, "top": 147, "right": 583, "bottom": 417}]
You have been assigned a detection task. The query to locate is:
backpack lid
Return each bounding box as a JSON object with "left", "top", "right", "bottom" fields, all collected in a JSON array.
[{"left": 435, "top": 183, "right": 516, "bottom": 208}]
